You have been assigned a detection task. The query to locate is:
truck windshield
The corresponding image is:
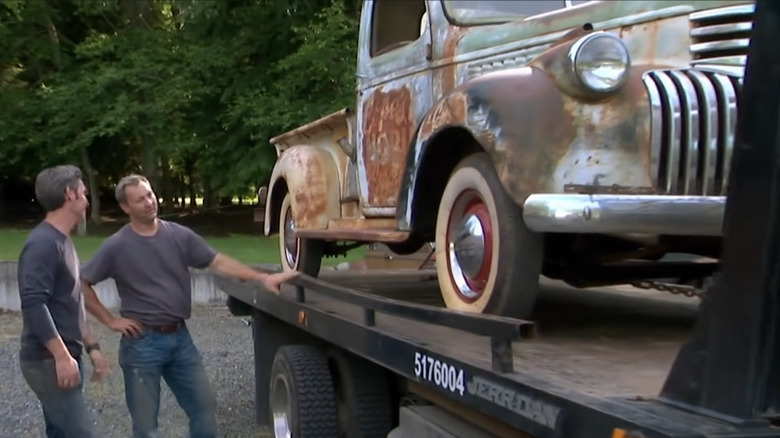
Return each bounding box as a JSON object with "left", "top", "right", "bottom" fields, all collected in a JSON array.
[{"left": 442, "top": 0, "right": 592, "bottom": 25}]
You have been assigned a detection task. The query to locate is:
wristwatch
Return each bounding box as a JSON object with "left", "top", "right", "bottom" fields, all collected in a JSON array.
[{"left": 85, "top": 343, "right": 101, "bottom": 354}]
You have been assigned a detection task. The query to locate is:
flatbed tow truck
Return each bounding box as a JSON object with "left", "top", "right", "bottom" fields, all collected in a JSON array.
[{"left": 218, "top": 2, "right": 780, "bottom": 437}]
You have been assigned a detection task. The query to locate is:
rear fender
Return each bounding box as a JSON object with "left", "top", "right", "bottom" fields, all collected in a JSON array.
[{"left": 264, "top": 145, "right": 341, "bottom": 236}]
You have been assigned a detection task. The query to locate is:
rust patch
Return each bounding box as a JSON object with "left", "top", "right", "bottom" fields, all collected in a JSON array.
[
  {"left": 297, "top": 228, "right": 409, "bottom": 243},
  {"left": 616, "top": 66, "right": 658, "bottom": 179},
  {"left": 285, "top": 148, "right": 332, "bottom": 229},
  {"left": 557, "top": 64, "right": 658, "bottom": 193},
  {"left": 361, "top": 86, "right": 415, "bottom": 207},
  {"left": 418, "top": 91, "right": 468, "bottom": 140},
  {"left": 553, "top": 23, "right": 594, "bottom": 46},
  {"left": 327, "top": 218, "right": 397, "bottom": 230},
  {"left": 564, "top": 184, "right": 656, "bottom": 195},
  {"left": 433, "top": 26, "right": 467, "bottom": 99},
  {"left": 462, "top": 67, "right": 575, "bottom": 201},
  {"left": 340, "top": 201, "right": 359, "bottom": 219}
]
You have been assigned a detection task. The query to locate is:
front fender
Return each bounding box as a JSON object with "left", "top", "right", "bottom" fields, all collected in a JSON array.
[
  {"left": 264, "top": 145, "right": 341, "bottom": 235},
  {"left": 397, "top": 65, "right": 575, "bottom": 229},
  {"left": 399, "top": 46, "right": 655, "bottom": 230}
]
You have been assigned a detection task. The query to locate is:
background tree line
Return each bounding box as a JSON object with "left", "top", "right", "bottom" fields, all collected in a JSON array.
[{"left": 0, "top": 0, "right": 360, "bottom": 225}]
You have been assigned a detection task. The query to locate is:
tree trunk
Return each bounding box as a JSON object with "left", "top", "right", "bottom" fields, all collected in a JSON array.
[
  {"left": 0, "top": 181, "right": 5, "bottom": 224},
  {"left": 160, "top": 154, "right": 172, "bottom": 211},
  {"left": 43, "top": 3, "right": 91, "bottom": 234},
  {"left": 204, "top": 176, "right": 215, "bottom": 210},
  {"left": 80, "top": 145, "right": 102, "bottom": 225},
  {"left": 141, "top": 132, "right": 159, "bottom": 208},
  {"left": 185, "top": 157, "right": 196, "bottom": 212}
]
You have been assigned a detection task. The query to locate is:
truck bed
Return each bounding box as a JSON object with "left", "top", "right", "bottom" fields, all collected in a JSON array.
[
  {"left": 307, "top": 270, "right": 697, "bottom": 398},
  {"left": 220, "top": 269, "right": 767, "bottom": 437}
]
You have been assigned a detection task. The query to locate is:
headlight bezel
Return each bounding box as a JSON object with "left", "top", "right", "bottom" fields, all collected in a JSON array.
[{"left": 568, "top": 31, "right": 631, "bottom": 95}]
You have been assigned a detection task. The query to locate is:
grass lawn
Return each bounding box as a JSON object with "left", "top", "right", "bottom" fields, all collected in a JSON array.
[{"left": 0, "top": 228, "right": 365, "bottom": 266}]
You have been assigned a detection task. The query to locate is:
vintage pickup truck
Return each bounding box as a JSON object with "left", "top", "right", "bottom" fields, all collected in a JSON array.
[{"left": 256, "top": 0, "right": 752, "bottom": 318}]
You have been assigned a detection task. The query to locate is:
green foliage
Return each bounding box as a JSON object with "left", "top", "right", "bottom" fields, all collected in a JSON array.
[{"left": 0, "top": 0, "right": 360, "bottom": 205}]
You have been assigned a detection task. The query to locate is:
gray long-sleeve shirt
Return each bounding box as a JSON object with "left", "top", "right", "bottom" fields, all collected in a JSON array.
[{"left": 18, "top": 221, "right": 85, "bottom": 361}]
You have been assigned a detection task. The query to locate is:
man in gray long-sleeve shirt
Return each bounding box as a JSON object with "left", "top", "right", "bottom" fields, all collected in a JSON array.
[{"left": 18, "top": 164, "right": 110, "bottom": 438}]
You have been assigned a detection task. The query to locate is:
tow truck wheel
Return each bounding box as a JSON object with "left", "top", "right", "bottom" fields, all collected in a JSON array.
[
  {"left": 435, "top": 152, "right": 544, "bottom": 318},
  {"left": 270, "top": 345, "right": 340, "bottom": 438},
  {"left": 279, "top": 192, "right": 323, "bottom": 276},
  {"left": 327, "top": 347, "right": 395, "bottom": 438}
]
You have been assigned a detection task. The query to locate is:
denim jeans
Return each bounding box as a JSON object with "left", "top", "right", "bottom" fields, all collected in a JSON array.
[
  {"left": 19, "top": 355, "right": 97, "bottom": 438},
  {"left": 118, "top": 326, "right": 217, "bottom": 438}
]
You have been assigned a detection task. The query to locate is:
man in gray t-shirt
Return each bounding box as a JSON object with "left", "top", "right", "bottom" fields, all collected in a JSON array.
[{"left": 81, "top": 174, "right": 297, "bottom": 438}]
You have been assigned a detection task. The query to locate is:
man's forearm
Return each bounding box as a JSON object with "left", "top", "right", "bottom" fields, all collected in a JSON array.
[
  {"left": 210, "top": 253, "right": 266, "bottom": 282},
  {"left": 44, "top": 334, "right": 73, "bottom": 361},
  {"left": 83, "top": 317, "right": 98, "bottom": 346},
  {"left": 22, "top": 302, "right": 71, "bottom": 360},
  {"left": 82, "top": 281, "right": 116, "bottom": 326}
]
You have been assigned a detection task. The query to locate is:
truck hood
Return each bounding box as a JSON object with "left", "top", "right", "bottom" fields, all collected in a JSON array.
[{"left": 454, "top": 0, "right": 754, "bottom": 56}]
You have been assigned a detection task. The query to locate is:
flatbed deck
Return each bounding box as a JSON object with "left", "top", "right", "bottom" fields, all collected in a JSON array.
[
  {"left": 219, "top": 270, "right": 776, "bottom": 437},
  {"left": 314, "top": 270, "right": 694, "bottom": 397}
]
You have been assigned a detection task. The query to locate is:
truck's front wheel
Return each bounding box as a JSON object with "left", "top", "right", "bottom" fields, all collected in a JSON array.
[
  {"left": 435, "top": 153, "right": 544, "bottom": 318},
  {"left": 270, "top": 345, "right": 340, "bottom": 437},
  {"left": 279, "top": 192, "right": 323, "bottom": 276}
]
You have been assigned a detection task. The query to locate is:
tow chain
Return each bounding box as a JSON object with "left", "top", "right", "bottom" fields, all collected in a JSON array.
[
  {"left": 418, "top": 241, "right": 707, "bottom": 298},
  {"left": 630, "top": 280, "right": 706, "bottom": 299}
]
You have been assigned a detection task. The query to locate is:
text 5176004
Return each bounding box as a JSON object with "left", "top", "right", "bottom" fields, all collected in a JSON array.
[{"left": 413, "top": 352, "right": 466, "bottom": 396}]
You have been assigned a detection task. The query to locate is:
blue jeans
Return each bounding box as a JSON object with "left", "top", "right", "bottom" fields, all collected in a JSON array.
[
  {"left": 19, "top": 355, "right": 97, "bottom": 438},
  {"left": 118, "top": 326, "right": 217, "bottom": 438}
]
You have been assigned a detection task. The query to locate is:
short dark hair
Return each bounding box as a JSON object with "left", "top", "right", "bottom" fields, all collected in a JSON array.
[
  {"left": 115, "top": 174, "right": 150, "bottom": 204},
  {"left": 34, "top": 165, "right": 83, "bottom": 212}
]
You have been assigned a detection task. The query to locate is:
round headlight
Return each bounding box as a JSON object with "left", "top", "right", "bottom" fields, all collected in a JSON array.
[{"left": 569, "top": 32, "right": 630, "bottom": 93}]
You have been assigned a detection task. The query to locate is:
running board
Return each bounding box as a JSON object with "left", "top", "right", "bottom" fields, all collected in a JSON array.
[{"left": 295, "top": 228, "right": 410, "bottom": 242}]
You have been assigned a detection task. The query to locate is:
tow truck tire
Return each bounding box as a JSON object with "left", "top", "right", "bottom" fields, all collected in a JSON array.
[
  {"left": 279, "top": 192, "right": 323, "bottom": 276},
  {"left": 327, "top": 348, "right": 395, "bottom": 438},
  {"left": 269, "top": 345, "right": 339, "bottom": 438},
  {"left": 435, "top": 152, "right": 544, "bottom": 318}
]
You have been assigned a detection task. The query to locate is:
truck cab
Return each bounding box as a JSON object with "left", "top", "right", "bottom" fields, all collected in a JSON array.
[{"left": 259, "top": 0, "right": 753, "bottom": 318}]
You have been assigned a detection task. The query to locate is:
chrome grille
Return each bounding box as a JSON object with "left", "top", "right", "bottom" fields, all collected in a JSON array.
[
  {"left": 643, "top": 69, "right": 741, "bottom": 196},
  {"left": 689, "top": 3, "right": 753, "bottom": 66}
]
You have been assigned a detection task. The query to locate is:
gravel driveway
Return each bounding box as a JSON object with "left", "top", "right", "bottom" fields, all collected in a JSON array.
[{"left": 0, "top": 306, "right": 271, "bottom": 438}]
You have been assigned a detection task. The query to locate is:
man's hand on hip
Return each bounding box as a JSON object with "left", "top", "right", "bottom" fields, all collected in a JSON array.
[{"left": 108, "top": 317, "right": 144, "bottom": 338}]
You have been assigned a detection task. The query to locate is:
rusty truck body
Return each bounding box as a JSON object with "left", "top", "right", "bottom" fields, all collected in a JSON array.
[{"left": 257, "top": 0, "right": 753, "bottom": 318}]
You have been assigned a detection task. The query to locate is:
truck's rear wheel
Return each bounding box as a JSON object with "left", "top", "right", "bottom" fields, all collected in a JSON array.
[
  {"left": 327, "top": 348, "right": 395, "bottom": 438},
  {"left": 279, "top": 192, "right": 323, "bottom": 276},
  {"left": 270, "top": 345, "right": 340, "bottom": 438},
  {"left": 435, "top": 153, "right": 544, "bottom": 318}
]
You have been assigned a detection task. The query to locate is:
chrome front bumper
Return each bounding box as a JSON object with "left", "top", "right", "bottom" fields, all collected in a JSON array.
[{"left": 522, "top": 194, "right": 725, "bottom": 236}]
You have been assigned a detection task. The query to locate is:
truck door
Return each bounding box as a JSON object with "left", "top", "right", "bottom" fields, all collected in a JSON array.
[{"left": 356, "top": 0, "right": 434, "bottom": 216}]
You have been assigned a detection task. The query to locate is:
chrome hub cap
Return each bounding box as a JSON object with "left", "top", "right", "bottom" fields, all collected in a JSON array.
[
  {"left": 283, "top": 207, "right": 298, "bottom": 267},
  {"left": 271, "top": 376, "right": 292, "bottom": 438},
  {"left": 453, "top": 214, "right": 486, "bottom": 279},
  {"left": 446, "top": 191, "right": 493, "bottom": 302}
]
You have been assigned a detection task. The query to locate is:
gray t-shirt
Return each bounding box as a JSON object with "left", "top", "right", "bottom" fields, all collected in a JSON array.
[
  {"left": 81, "top": 220, "right": 218, "bottom": 326},
  {"left": 18, "top": 221, "right": 86, "bottom": 360}
]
